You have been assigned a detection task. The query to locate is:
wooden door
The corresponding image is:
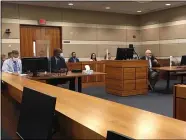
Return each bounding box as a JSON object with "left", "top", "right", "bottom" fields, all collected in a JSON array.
[{"left": 20, "top": 25, "right": 62, "bottom": 57}]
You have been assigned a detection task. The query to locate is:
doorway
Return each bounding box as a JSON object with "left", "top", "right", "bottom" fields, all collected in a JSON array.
[{"left": 20, "top": 25, "right": 62, "bottom": 57}]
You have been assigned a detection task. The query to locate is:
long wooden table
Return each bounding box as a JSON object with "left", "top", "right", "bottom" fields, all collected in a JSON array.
[
  {"left": 26, "top": 71, "right": 105, "bottom": 92},
  {"left": 174, "top": 84, "right": 186, "bottom": 122},
  {"left": 153, "top": 66, "right": 186, "bottom": 90},
  {"left": 2, "top": 72, "right": 186, "bottom": 139}
]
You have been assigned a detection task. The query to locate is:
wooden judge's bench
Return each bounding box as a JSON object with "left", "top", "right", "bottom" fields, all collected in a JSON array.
[
  {"left": 105, "top": 60, "right": 148, "bottom": 96},
  {"left": 67, "top": 60, "right": 148, "bottom": 96}
]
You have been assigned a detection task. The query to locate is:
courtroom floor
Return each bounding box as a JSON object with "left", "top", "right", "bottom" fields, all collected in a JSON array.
[{"left": 82, "top": 80, "right": 186, "bottom": 118}]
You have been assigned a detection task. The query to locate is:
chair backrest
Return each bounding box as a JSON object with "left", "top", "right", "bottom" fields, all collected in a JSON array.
[
  {"left": 180, "top": 55, "right": 186, "bottom": 65},
  {"left": 106, "top": 131, "right": 134, "bottom": 140},
  {"left": 17, "top": 87, "right": 56, "bottom": 139}
]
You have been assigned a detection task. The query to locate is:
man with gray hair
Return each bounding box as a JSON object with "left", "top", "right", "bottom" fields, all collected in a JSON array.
[{"left": 141, "top": 50, "right": 160, "bottom": 90}]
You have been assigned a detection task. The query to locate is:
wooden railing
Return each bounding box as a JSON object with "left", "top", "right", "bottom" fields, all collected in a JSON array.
[
  {"left": 67, "top": 61, "right": 105, "bottom": 87},
  {"left": 67, "top": 59, "right": 172, "bottom": 87}
]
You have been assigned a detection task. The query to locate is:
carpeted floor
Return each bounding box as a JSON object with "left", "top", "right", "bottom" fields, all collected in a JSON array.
[{"left": 82, "top": 80, "right": 185, "bottom": 117}]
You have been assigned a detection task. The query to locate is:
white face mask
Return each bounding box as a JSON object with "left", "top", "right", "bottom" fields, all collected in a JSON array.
[
  {"left": 13, "top": 57, "right": 18, "bottom": 62},
  {"left": 60, "top": 53, "right": 63, "bottom": 57}
]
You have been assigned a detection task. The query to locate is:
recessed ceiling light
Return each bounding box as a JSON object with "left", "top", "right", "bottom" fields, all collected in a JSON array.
[
  {"left": 68, "top": 3, "right": 73, "bottom": 6},
  {"left": 137, "top": 10, "right": 142, "bottom": 13},
  {"left": 165, "top": 3, "right": 171, "bottom": 6},
  {"left": 105, "top": 6, "right": 110, "bottom": 10}
]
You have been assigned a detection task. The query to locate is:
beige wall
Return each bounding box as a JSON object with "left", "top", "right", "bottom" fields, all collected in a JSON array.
[
  {"left": 2, "top": 2, "right": 186, "bottom": 59},
  {"left": 140, "top": 5, "right": 186, "bottom": 57},
  {"left": 1, "top": 2, "right": 140, "bottom": 59}
]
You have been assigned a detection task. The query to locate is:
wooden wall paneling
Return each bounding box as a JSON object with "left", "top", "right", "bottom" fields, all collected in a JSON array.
[
  {"left": 88, "top": 63, "right": 96, "bottom": 82},
  {"left": 124, "top": 80, "right": 135, "bottom": 91},
  {"left": 96, "top": 62, "right": 104, "bottom": 82},
  {"left": 123, "top": 68, "right": 135, "bottom": 80},
  {"left": 20, "top": 26, "right": 35, "bottom": 57},
  {"left": 81, "top": 63, "right": 88, "bottom": 83},
  {"left": 106, "top": 67, "right": 123, "bottom": 80},
  {"left": 174, "top": 85, "right": 186, "bottom": 122},
  {"left": 20, "top": 25, "right": 62, "bottom": 57},
  {"left": 175, "top": 98, "right": 186, "bottom": 121}
]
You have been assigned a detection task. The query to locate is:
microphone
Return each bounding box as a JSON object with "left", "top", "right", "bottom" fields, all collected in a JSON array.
[
  {"left": 129, "top": 44, "right": 139, "bottom": 60},
  {"left": 133, "top": 48, "right": 140, "bottom": 60}
]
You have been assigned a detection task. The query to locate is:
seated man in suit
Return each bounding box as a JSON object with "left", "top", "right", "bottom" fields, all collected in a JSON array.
[
  {"left": 47, "top": 48, "right": 68, "bottom": 86},
  {"left": 141, "top": 50, "right": 160, "bottom": 90},
  {"left": 68, "top": 52, "right": 80, "bottom": 63},
  {"left": 2, "top": 50, "right": 22, "bottom": 74},
  {"left": 51, "top": 48, "right": 67, "bottom": 73}
]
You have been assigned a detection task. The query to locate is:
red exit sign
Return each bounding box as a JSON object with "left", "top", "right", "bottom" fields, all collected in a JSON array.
[{"left": 38, "top": 19, "right": 46, "bottom": 25}]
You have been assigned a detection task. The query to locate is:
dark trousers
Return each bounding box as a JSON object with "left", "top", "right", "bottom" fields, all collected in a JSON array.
[
  {"left": 46, "top": 78, "right": 76, "bottom": 91},
  {"left": 46, "top": 78, "right": 69, "bottom": 86},
  {"left": 149, "top": 70, "right": 159, "bottom": 88}
]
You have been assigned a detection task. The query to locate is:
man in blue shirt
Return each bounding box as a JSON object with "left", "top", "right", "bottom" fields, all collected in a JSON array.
[
  {"left": 68, "top": 52, "right": 80, "bottom": 63},
  {"left": 2, "top": 50, "right": 22, "bottom": 74}
]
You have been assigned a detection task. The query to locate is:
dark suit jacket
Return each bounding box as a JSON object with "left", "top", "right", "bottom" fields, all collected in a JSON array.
[
  {"left": 68, "top": 57, "right": 80, "bottom": 63},
  {"left": 50, "top": 56, "right": 67, "bottom": 73},
  {"left": 141, "top": 56, "right": 160, "bottom": 67}
]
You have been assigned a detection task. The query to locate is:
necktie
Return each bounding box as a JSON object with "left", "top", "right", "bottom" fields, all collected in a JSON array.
[
  {"left": 73, "top": 58, "right": 76, "bottom": 63},
  {"left": 13, "top": 61, "right": 18, "bottom": 72},
  {"left": 148, "top": 58, "right": 152, "bottom": 71}
]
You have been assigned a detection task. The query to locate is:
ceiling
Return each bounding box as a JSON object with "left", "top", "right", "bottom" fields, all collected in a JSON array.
[{"left": 7, "top": 1, "right": 186, "bottom": 15}]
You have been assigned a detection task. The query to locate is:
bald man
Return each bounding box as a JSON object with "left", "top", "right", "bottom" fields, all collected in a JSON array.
[{"left": 141, "top": 50, "right": 160, "bottom": 90}]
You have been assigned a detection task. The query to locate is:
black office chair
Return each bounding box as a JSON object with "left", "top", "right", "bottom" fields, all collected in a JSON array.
[
  {"left": 17, "top": 87, "right": 58, "bottom": 139},
  {"left": 172, "top": 55, "right": 186, "bottom": 84},
  {"left": 106, "top": 131, "right": 134, "bottom": 140}
]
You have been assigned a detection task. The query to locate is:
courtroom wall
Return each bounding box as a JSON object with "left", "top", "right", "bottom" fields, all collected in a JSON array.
[
  {"left": 1, "top": 2, "right": 140, "bottom": 60},
  {"left": 2, "top": 2, "right": 186, "bottom": 59},
  {"left": 140, "top": 5, "right": 186, "bottom": 57}
]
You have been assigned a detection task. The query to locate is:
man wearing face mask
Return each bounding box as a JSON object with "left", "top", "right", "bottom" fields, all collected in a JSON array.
[
  {"left": 47, "top": 48, "right": 68, "bottom": 86},
  {"left": 2, "top": 50, "right": 22, "bottom": 74},
  {"left": 68, "top": 52, "right": 80, "bottom": 63},
  {"left": 141, "top": 50, "right": 160, "bottom": 90},
  {"left": 50, "top": 48, "right": 67, "bottom": 73}
]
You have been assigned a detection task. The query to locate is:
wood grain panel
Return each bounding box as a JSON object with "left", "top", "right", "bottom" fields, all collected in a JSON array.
[
  {"left": 176, "top": 86, "right": 186, "bottom": 99},
  {"left": 136, "top": 79, "right": 147, "bottom": 89},
  {"left": 20, "top": 25, "right": 62, "bottom": 57},
  {"left": 136, "top": 67, "right": 147, "bottom": 72},
  {"left": 175, "top": 98, "right": 186, "bottom": 121},
  {"left": 106, "top": 88, "right": 148, "bottom": 96},
  {"left": 96, "top": 63, "right": 105, "bottom": 82},
  {"left": 3, "top": 73, "right": 186, "bottom": 139},
  {"left": 20, "top": 26, "right": 36, "bottom": 57},
  {"left": 106, "top": 66, "right": 123, "bottom": 80},
  {"left": 124, "top": 68, "right": 135, "bottom": 73},
  {"left": 136, "top": 72, "right": 147, "bottom": 79},
  {"left": 124, "top": 72, "right": 135, "bottom": 80},
  {"left": 106, "top": 79, "right": 123, "bottom": 90},
  {"left": 2, "top": 94, "right": 20, "bottom": 139},
  {"left": 67, "top": 63, "right": 82, "bottom": 71},
  {"left": 124, "top": 80, "right": 135, "bottom": 91}
]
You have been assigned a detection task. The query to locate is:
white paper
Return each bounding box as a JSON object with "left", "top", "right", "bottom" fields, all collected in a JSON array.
[{"left": 85, "top": 65, "right": 90, "bottom": 71}]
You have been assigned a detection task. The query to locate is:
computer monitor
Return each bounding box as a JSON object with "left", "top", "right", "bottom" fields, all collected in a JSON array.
[
  {"left": 22, "top": 57, "right": 49, "bottom": 76},
  {"left": 17, "top": 87, "right": 56, "bottom": 139},
  {"left": 106, "top": 131, "right": 133, "bottom": 140},
  {"left": 116, "top": 48, "right": 134, "bottom": 60},
  {"left": 180, "top": 55, "right": 186, "bottom": 65}
]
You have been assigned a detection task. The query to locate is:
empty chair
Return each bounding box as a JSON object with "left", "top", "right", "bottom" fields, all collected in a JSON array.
[
  {"left": 17, "top": 87, "right": 57, "bottom": 139},
  {"left": 106, "top": 131, "right": 134, "bottom": 140}
]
